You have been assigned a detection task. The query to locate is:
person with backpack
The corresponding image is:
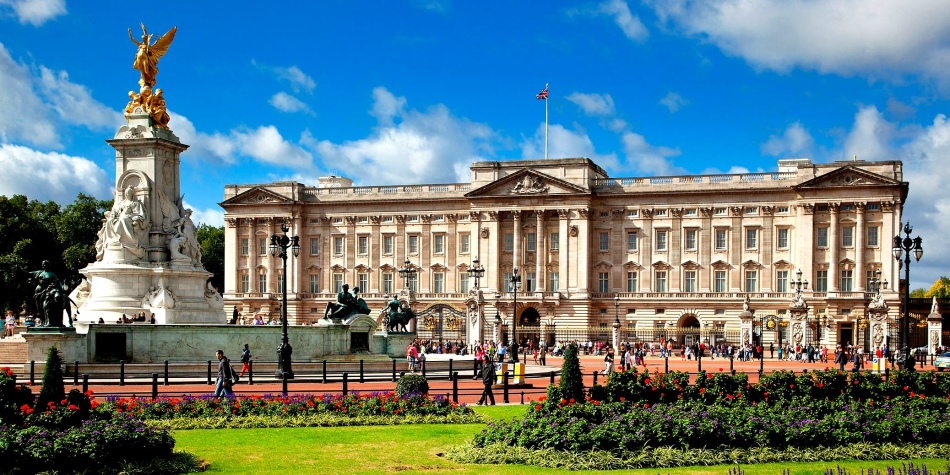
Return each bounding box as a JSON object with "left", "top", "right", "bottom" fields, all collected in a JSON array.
[
  {"left": 239, "top": 343, "right": 252, "bottom": 377},
  {"left": 213, "top": 349, "right": 236, "bottom": 398}
]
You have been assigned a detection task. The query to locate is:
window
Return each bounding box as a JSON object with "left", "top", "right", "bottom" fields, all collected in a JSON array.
[
  {"left": 433, "top": 273, "right": 444, "bottom": 293},
  {"left": 333, "top": 237, "right": 344, "bottom": 255},
  {"left": 258, "top": 273, "right": 267, "bottom": 293},
  {"left": 383, "top": 235, "right": 393, "bottom": 254},
  {"left": 241, "top": 238, "right": 249, "bottom": 256},
  {"left": 277, "top": 273, "right": 285, "bottom": 293},
  {"left": 842, "top": 226, "right": 854, "bottom": 247},
  {"left": 715, "top": 208, "right": 727, "bottom": 215},
  {"left": 626, "top": 272, "right": 638, "bottom": 292},
  {"left": 460, "top": 234, "right": 470, "bottom": 253},
  {"left": 745, "top": 270, "right": 757, "bottom": 292},
  {"left": 817, "top": 227, "right": 828, "bottom": 247},
  {"left": 549, "top": 272, "right": 559, "bottom": 291},
  {"left": 745, "top": 228, "right": 757, "bottom": 249},
  {"left": 525, "top": 272, "right": 536, "bottom": 292},
  {"left": 259, "top": 238, "right": 267, "bottom": 256},
  {"left": 866, "top": 270, "right": 875, "bottom": 288},
  {"left": 655, "top": 209, "right": 668, "bottom": 217},
  {"left": 841, "top": 205, "right": 855, "bottom": 211},
  {"left": 814, "top": 270, "right": 828, "bottom": 292},
  {"left": 333, "top": 274, "right": 343, "bottom": 293},
  {"left": 408, "top": 216, "right": 418, "bottom": 223},
  {"left": 714, "top": 270, "right": 727, "bottom": 293},
  {"left": 598, "top": 272, "right": 609, "bottom": 293},
  {"left": 599, "top": 232, "right": 609, "bottom": 251},
  {"left": 776, "top": 270, "right": 788, "bottom": 292},
  {"left": 867, "top": 226, "right": 879, "bottom": 247},
  {"left": 655, "top": 271, "right": 667, "bottom": 292},
  {"left": 745, "top": 207, "right": 758, "bottom": 214},
  {"left": 685, "top": 229, "right": 697, "bottom": 250},
  {"left": 503, "top": 272, "right": 512, "bottom": 290},
  {"left": 715, "top": 229, "right": 727, "bottom": 250},
  {"left": 310, "top": 237, "right": 319, "bottom": 255},
  {"left": 817, "top": 205, "right": 829, "bottom": 212},
  {"left": 599, "top": 211, "right": 609, "bottom": 217},
  {"left": 241, "top": 273, "right": 249, "bottom": 293},
  {"left": 358, "top": 236, "right": 368, "bottom": 255},
  {"left": 685, "top": 209, "right": 697, "bottom": 216},
  {"left": 777, "top": 228, "right": 789, "bottom": 249},
  {"left": 840, "top": 270, "right": 853, "bottom": 292},
  {"left": 527, "top": 233, "right": 536, "bottom": 252},
  {"left": 550, "top": 232, "right": 559, "bottom": 251},
  {"left": 358, "top": 273, "right": 368, "bottom": 292},
  {"left": 867, "top": 204, "right": 880, "bottom": 211},
  {"left": 459, "top": 273, "right": 470, "bottom": 292},
  {"left": 309, "top": 274, "right": 319, "bottom": 294},
  {"left": 408, "top": 235, "right": 419, "bottom": 254},
  {"left": 383, "top": 274, "right": 393, "bottom": 294},
  {"left": 627, "top": 210, "right": 639, "bottom": 217},
  {"left": 504, "top": 233, "right": 513, "bottom": 252},
  {"left": 684, "top": 271, "right": 696, "bottom": 292},
  {"left": 627, "top": 231, "right": 638, "bottom": 251},
  {"left": 408, "top": 274, "right": 417, "bottom": 292},
  {"left": 433, "top": 234, "right": 444, "bottom": 254},
  {"left": 777, "top": 206, "right": 790, "bottom": 214},
  {"left": 656, "top": 230, "right": 668, "bottom": 251}
]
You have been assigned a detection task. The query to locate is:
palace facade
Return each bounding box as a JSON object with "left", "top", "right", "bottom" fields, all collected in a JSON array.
[{"left": 221, "top": 157, "right": 921, "bottom": 350}]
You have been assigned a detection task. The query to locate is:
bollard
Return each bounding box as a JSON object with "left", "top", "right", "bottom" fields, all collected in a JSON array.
[
  {"left": 665, "top": 356, "right": 669, "bottom": 373},
  {"left": 399, "top": 371, "right": 405, "bottom": 379},
  {"left": 697, "top": 356, "right": 702, "bottom": 373},
  {"left": 151, "top": 373, "right": 158, "bottom": 400},
  {"left": 422, "top": 360, "right": 427, "bottom": 378},
  {"left": 729, "top": 355, "right": 734, "bottom": 373},
  {"left": 503, "top": 371, "right": 510, "bottom": 404},
  {"left": 82, "top": 374, "right": 88, "bottom": 393},
  {"left": 30, "top": 360, "right": 35, "bottom": 385},
  {"left": 452, "top": 371, "right": 458, "bottom": 403},
  {"left": 593, "top": 370, "right": 598, "bottom": 386},
  {"left": 207, "top": 360, "right": 212, "bottom": 385},
  {"left": 73, "top": 361, "right": 79, "bottom": 385},
  {"left": 392, "top": 360, "right": 397, "bottom": 382},
  {"left": 282, "top": 371, "right": 288, "bottom": 396},
  {"left": 550, "top": 371, "right": 555, "bottom": 385},
  {"left": 163, "top": 360, "right": 169, "bottom": 386},
  {"left": 359, "top": 360, "right": 364, "bottom": 383},
  {"left": 322, "top": 360, "right": 327, "bottom": 384},
  {"left": 119, "top": 361, "right": 126, "bottom": 386},
  {"left": 885, "top": 367, "right": 890, "bottom": 379},
  {"left": 732, "top": 369, "right": 736, "bottom": 376},
  {"left": 342, "top": 372, "right": 349, "bottom": 396},
  {"left": 473, "top": 359, "right": 479, "bottom": 380},
  {"left": 448, "top": 359, "right": 453, "bottom": 380},
  {"left": 520, "top": 391, "right": 525, "bottom": 405},
  {"left": 248, "top": 360, "right": 254, "bottom": 385},
  {"left": 759, "top": 354, "right": 764, "bottom": 375}
]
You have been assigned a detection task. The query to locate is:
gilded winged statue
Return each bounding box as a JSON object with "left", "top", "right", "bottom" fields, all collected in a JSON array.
[{"left": 128, "top": 23, "right": 177, "bottom": 88}]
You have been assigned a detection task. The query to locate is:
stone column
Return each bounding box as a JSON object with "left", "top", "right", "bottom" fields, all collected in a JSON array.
[
  {"left": 513, "top": 211, "right": 523, "bottom": 272},
  {"left": 699, "top": 208, "right": 713, "bottom": 291},
  {"left": 740, "top": 309, "right": 754, "bottom": 347},
  {"left": 855, "top": 204, "right": 865, "bottom": 291},
  {"left": 869, "top": 307, "right": 889, "bottom": 353},
  {"left": 224, "top": 218, "right": 238, "bottom": 295},
  {"left": 928, "top": 297, "right": 943, "bottom": 356},
  {"left": 641, "top": 210, "right": 654, "bottom": 291},
  {"left": 789, "top": 308, "right": 808, "bottom": 349},
  {"left": 266, "top": 218, "right": 276, "bottom": 293},
  {"left": 536, "top": 210, "right": 546, "bottom": 292},
  {"left": 828, "top": 203, "right": 839, "bottom": 292},
  {"left": 557, "top": 209, "right": 570, "bottom": 293},
  {"left": 612, "top": 318, "right": 621, "bottom": 353},
  {"left": 730, "top": 207, "right": 743, "bottom": 291}
]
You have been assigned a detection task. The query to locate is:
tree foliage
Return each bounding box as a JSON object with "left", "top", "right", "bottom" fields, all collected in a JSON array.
[
  {"left": 196, "top": 223, "right": 225, "bottom": 292},
  {"left": 924, "top": 276, "right": 950, "bottom": 299},
  {"left": 36, "top": 346, "right": 65, "bottom": 410},
  {"left": 556, "top": 343, "right": 585, "bottom": 403}
]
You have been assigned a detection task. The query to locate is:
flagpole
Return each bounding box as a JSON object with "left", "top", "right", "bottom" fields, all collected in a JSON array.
[{"left": 544, "top": 90, "right": 549, "bottom": 160}]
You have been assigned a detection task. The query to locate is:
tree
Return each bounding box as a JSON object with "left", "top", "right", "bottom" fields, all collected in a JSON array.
[
  {"left": 557, "top": 343, "right": 585, "bottom": 403},
  {"left": 36, "top": 346, "right": 65, "bottom": 410},
  {"left": 925, "top": 276, "right": 950, "bottom": 299},
  {"left": 54, "top": 193, "right": 112, "bottom": 272},
  {"left": 196, "top": 224, "right": 225, "bottom": 291}
]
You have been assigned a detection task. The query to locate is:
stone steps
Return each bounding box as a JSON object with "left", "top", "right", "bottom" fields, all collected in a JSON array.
[{"left": 0, "top": 338, "right": 28, "bottom": 366}]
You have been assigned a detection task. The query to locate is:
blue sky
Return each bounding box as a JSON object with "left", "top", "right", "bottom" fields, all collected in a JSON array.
[{"left": 1, "top": 0, "right": 950, "bottom": 289}]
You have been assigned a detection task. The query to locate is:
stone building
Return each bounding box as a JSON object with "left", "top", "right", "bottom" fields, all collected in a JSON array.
[{"left": 221, "top": 157, "right": 924, "bottom": 351}]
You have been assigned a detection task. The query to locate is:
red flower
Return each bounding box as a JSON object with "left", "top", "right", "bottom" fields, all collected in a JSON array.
[
  {"left": 726, "top": 394, "right": 735, "bottom": 400},
  {"left": 67, "top": 404, "right": 79, "bottom": 411},
  {"left": 699, "top": 388, "right": 706, "bottom": 394},
  {"left": 643, "top": 378, "right": 652, "bottom": 385},
  {"left": 538, "top": 396, "right": 546, "bottom": 402},
  {"left": 719, "top": 368, "right": 724, "bottom": 372},
  {"left": 789, "top": 384, "right": 795, "bottom": 389},
  {"left": 535, "top": 404, "right": 542, "bottom": 411},
  {"left": 817, "top": 383, "right": 824, "bottom": 388},
  {"left": 619, "top": 397, "right": 625, "bottom": 402},
  {"left": 903, "top": 386, "right": 910, "bottom": 391}
]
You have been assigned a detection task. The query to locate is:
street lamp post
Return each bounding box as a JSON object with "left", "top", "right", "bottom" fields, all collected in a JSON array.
[
  {"left": 269, "top": 221, "right": 300, "bottom": 380},
  {"left": 493, "top": 293, "right": 502, "bottom": 344},
  {"left": 509, "top": 268, "right": 522, "bottom": 363},
  {"left": 613, "top": 295, "right": 621, "bottom": 352},
  {"left": 398, "top": 259, "right": 417, "bottom": 290},
  {"left": 466, "top": 258, "right": 485, "bottom": 344},
  {"left": 893, "top": 222, "right": 924, "bottom": 370}
]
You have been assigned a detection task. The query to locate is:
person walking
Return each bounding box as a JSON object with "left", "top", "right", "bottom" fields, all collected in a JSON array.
[
  {"left": 213, "top": 349, "right": 235, "bottom": 398},
  {"left": 238, "top": 343, "right": 251, "bottom": 377},
  {"left": 4, "top": 310, "right": 14, "bottom": 338},
  {"left": 476, "top": 355, "right": 496, "bottom": 405}
]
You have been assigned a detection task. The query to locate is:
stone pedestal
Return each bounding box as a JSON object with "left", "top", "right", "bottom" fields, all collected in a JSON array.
[
  {"left": 869, "top": 308, "right": 889, "bottom": 353},
  {"left": 23, "top": 331, "right": 87, "bottom": 363},
  {"left": 739, "top": 310, "right": 754, "bottom": 346},
  {"left": 928, "top": 307, "right": 943, "bottom": 355},
  {"left": 789, "top": 308, "right": 808, "bottom": 349}
]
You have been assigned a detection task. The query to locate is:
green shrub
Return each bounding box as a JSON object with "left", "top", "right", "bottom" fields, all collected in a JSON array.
[
  {"left": 0, "top": 366, "right": 33, "bottom": 425},
  {"left": 35, "top": 346, "right": 65, "bottom": 411},
  {"left": 557, "top": 343, "right": 584, "bottom": 403},
  {"left": 395, "top": 373, "right": 429, "bottom": 397}
]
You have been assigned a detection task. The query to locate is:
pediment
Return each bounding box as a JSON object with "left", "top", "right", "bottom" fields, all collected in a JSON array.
[
  {"left": 220, "top": 186, "right": 293, "bottom": 206},
  {"left": 796, "top": 166, "right": 902, "bottom": 190},
  {"left": 773, "top": 259, "right": 792, "bottom": 268},
  {"left": 652, "top": 260, "right": 672, "bottom": 269},
  {"left": 711, "top": 259, "right": 731, "bottom": 269},
  {"left": 681, "top": 259, "right": 701, "bottom": 269},
  {"left": 354, "top": 264, "right": 372, "bottom": 272},
  {"left": 622, "top": 260, "right": 642, "bottom": 269},
  {"left": 465, "top": 168, "right": 590, "bottom": 198},
  {"left": 741, "top": 259, "right": 763, "bottom": 269},
  {"left": 593, "top": 260, "right": 613, "bottom": 269}
]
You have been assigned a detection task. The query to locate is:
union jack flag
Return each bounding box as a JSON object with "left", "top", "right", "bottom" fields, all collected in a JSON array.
[{"left": 536, "top": 84, "right": 548, "bottom": 100}]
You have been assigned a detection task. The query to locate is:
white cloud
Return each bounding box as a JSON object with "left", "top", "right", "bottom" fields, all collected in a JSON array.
[
  {"left": 0, "top": 143, "right": 110, "bottom": 202},
  {"left": 236, "top": 125, "right": 313, "bottom": 169},
  {"left": 0, "top": 42, "right": 58, "bottom": 147},
  {"left": 842, "top": 106, "right": 896, "bottom": 162},
  {"left": 310, "top": 87, "right": 494, "bottom": 185},
  {"left": 183, "top": 200, "right": 224, "bottom": 227},
  {"left": 268, "top": 92, "right": 313, "bottom": 114},
  {"left": 0, "top": 0, "right": 65, "bottom": 26},
  {"left": 521, "top": 123, "right": 620, "bottom": 169},
  {"left": 273, "top": 65, "right": 316, "bottom": 94},
  {"left": 620, "top": 131, "right": 683, "bottom": 175},
  {"left": 38, "top": 67, "right": 123, "bottom": 131},
  {"left": 761, "top": 122, "right": 814, "bottom": 157},
  {"left": 566, "top": 92, "right": 615, "bottom": 116},
  {"left": 658, "top": 91, "right": 689, "bottom": 113},
  {"left": 650, "top": 0, "right": 950, "bottom": 88},
  {"left": 169, "top": 112, "right": 237, "bottom": 165},
  {"left": 598, "top": 0, "right": 649, "bottom": 42}
]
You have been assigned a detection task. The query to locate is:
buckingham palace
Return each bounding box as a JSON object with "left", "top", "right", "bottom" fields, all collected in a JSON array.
[{"left": 220, "top": 156, "right": 923, "bottom": 351}]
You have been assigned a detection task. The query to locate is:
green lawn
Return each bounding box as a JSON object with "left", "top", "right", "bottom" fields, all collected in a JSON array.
[{"left": 172, "top": 405, "right": 948, "bottom": 475}]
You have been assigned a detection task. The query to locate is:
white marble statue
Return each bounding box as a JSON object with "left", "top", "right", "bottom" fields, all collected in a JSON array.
[
  {"left": 102, "top": 186, "right": 149, "bottom": 258},
  {"left": 143, "top": 280, "right": 175, "bottom": 309},
  {"left": 204, "top": 281, "right": 224, "bottom": 310}
]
